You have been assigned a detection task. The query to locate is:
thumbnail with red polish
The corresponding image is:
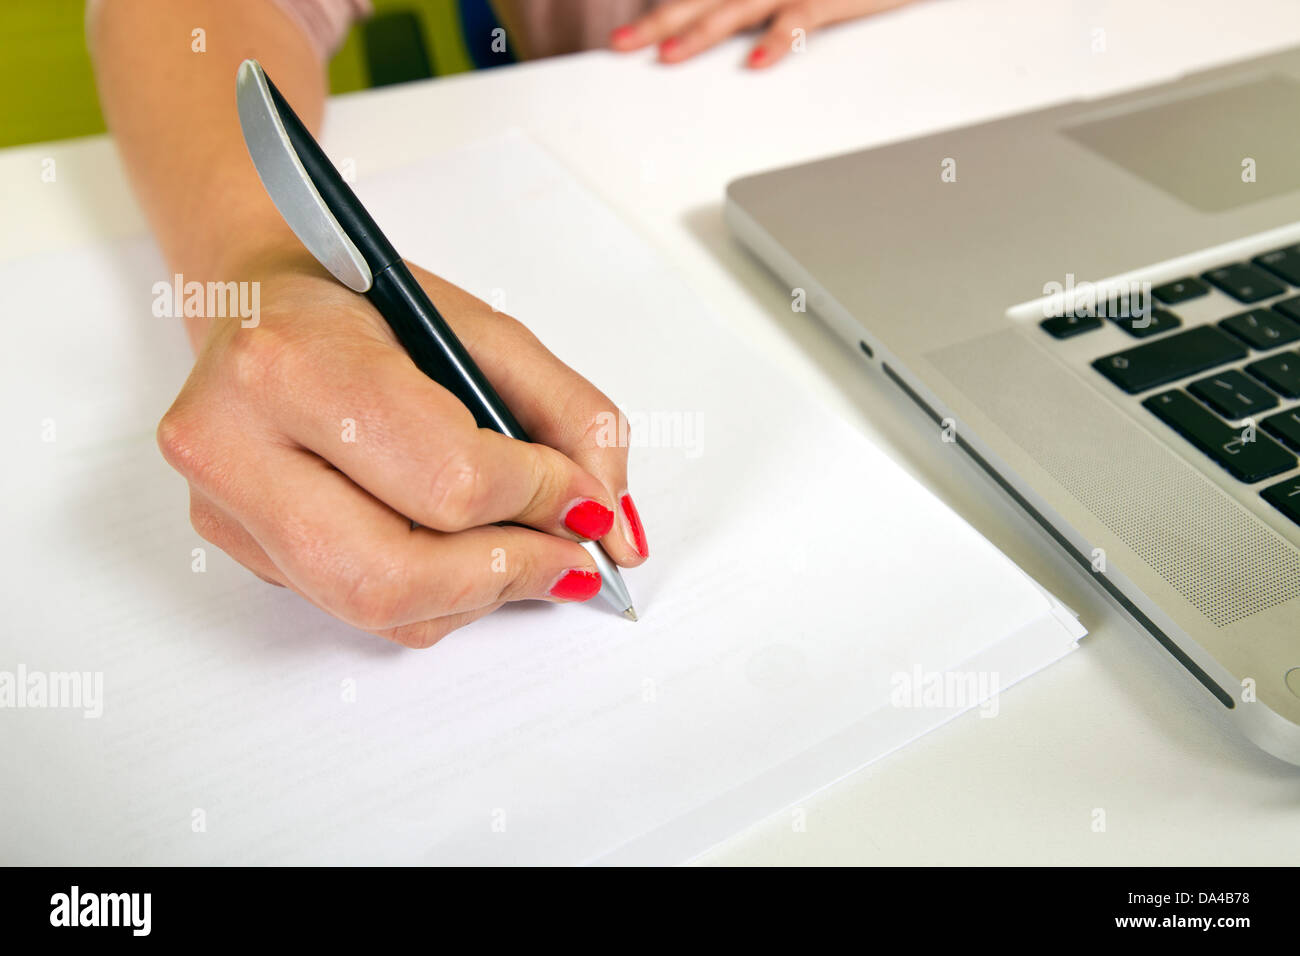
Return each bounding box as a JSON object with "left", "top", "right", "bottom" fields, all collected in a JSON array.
[
  {"left": 564, "top": 499, "right": 615, "bottom": 539},
  {"left": 549, "top": 569, "right": 602, "bottom": 601},
  {"left": 620, "top": 493, "right": 648, "bottom": 558}
]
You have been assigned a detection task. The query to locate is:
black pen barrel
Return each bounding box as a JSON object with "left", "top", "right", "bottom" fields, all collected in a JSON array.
[{"left": 367, "top": 261, "right": 529, "bottom": 439}]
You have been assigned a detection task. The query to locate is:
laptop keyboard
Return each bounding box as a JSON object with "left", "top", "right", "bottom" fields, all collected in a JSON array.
[{"left": 1041, "top": 241, "right": 1300, "bottom": 529}]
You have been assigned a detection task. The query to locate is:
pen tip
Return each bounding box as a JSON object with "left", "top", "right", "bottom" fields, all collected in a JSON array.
[{"left": 622, "top": 606, "right": 639, "bottom": 622}]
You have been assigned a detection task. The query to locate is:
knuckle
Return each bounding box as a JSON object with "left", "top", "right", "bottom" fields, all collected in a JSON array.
[
  {"left": 334, "top": 560, "right": 409, "bottom": 631},
  {"left": 521, "top": 447, "right": 565, "bottom": 521},
  {"left": 188, "top": 498, "right": 227, "bottom": 546},
  {"left": 438, "top": 555, "right": 495, "bottom": 611},
  {"left": 500, "top": 548, "right": 538, "bottom": 602},
  {"left": 698, "top": 10, "right": 732, "bottom": 35},
  {"left": 387, "top": 618, "right": 458, "bottom": 650},
  {"left": 492, "top": 313, "right": 541, "bottom": 349},
  {"left": 425, "top": 448, "right": 485, "bottom": 530},
  {"left": 224, "top": 325, "right": 295, "bottom": 398},
  {"left": 644, "top": 8, "right": 674, "bottom": 32},
  {"left": 578, "top": 402, "right": 625, "bottom": 452},
  {"left": 781, "top": 2, "right": 813, "bottom": 26},
  {"left": 573, "top": 405, "right": 630, "bottom": 474},
  {"left": 156, "top": 406, "right": 211, "bottom": 480},
  {"left": 555, "top": 373, "right": 619, "bottom": 443},
  {"left": 155, "top": 408, "right": 187, "bottom": 466}
]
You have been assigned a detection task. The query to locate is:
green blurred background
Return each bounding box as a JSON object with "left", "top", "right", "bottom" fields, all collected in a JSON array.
[{"left": 0, "top": 0, "right": 492, "bottom": 149}]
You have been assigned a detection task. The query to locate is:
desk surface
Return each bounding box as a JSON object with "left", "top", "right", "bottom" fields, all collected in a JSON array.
[{"left": 7, "top": 0, "right": 1299, "bottom": 864}]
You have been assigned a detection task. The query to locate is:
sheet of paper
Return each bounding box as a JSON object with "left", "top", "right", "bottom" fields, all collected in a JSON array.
[{"left": 0, "top": 132, "right": 1081, "bottom": 865}]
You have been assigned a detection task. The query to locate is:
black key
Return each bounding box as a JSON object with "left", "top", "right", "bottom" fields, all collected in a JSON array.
[
  {"left": 1245, "top": 352, "right": 1300, "bottom": 398},
  {"left": 1269, "top": 295, "right": 1300, "bottom": 324},
  {"left": 1262, "top": 474, "right": 1300, "bottom": 526},
  {"left": 1098, "top": 288, "right": 1153, "bottom": 321},
  {"left": 1152, "top": 276, "right": 1209, "bottom": 305},
  {"left": 1041, "top": 313, "right": 1102, "bottom": 339},
  {"left": 1262, "top": 407, "right": 1300, "bottom": 451},
  {"left": 1093, "top": 325, "right": 1247, "bottom": 394},
  {"left": 1253, "top": 244, "right": 1300, "bottom": 286},
  {"left": 1112, "top": 307, "right": 1181, "bottom": 339},
  {"left": 1143, "top": 390, "right": 1296, "bottom": 483},
  {"left": 1202, "top": 263, "right": 1287, "bottom": 303},
  {"left": 1219, "top": 307, "right": 1300, "bottom": 350},
  {"left": 1188, "top": 369, "right": 1279, "bottom": 419}
]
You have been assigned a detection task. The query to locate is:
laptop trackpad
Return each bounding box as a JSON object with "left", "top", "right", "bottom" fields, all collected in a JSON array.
[{"left": 1064, "top": 74, "right": 1300, "bottom": 213}]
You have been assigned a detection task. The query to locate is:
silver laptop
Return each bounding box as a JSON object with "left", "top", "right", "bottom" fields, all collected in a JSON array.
[{"left": 726, "top": 46, "right": 1300, "bottom": 764}]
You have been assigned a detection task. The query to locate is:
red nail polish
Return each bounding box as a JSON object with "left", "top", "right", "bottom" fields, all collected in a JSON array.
[
  {"left": 611, "top": 25, "right": 636, "bottom": 44},
  {"left": 660, "top": 37, "right": 681, "bottom": 55},
  {"left": 549, "top": 568, "right": 602, "bottom": 601},
  {"left": 747, "top": 47, "right": 767, "bottom": 67},
  {"left": 620, "top": 493, "right": 648, "bottom": 558},
  {"left": 564, "top": 498, "right": 615, "bottom": 539}
]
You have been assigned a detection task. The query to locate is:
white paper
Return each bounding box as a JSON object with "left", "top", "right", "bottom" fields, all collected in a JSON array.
[{"left": 0, "top": 133, "right": 1080, "bottom": 865}]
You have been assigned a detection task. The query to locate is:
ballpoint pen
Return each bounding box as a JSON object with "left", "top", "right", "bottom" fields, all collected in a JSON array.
[{"left": 234, "top": 59, "right": 637, "bottom": 621}]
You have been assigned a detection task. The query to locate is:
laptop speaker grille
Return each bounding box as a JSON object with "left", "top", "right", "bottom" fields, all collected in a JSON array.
[{"left": 929, "top": 330, "right": 1300, "bottom": 628}]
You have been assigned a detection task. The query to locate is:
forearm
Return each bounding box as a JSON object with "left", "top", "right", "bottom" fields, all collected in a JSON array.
[{"left": 89, "top": 0, "right": 328, "bottom": 344}]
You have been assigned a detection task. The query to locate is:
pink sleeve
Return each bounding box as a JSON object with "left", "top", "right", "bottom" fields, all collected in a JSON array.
[
  {"left": 496, "top": 0, "right": 668, "bottom": 59},
  {"left": 85, "top": 0, "right": 370, "bottom": 59},
  {"left": 272, "top": 0, "right": 371, "bottom": 57}
]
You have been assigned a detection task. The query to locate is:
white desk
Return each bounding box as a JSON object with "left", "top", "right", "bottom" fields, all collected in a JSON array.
[{"left": 6, "top": 0, "right": 1299, "bottom": 864}]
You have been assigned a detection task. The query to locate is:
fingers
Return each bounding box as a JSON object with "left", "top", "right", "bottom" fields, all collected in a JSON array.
[
  {"left": 611, "top": 0, "right": 908, "bottom": 69},
  {"left": 190, "top": 471, "right": 515, "bottom": 647},
  {"left": 169, "top": 433, "right": 605, "bottom": 631},
  {"left": 252, "top": 328, "right": 618, "bottom": 543},
  {"left": 661, "top": 0, "right": 779, "bottom": 64},
  {"left": 473, "top": 337, "right": 648, "bottom": 565},
  {"left": 187, "top": 488, "right": 288, "bottom": 587},
  {"left": 188, "top": 471, "right": 522, "bottom": 647},
  {"left": 609, "top": 0, "right": 724, "bottom": 51},
  {"left": 747, "top": 1, "right": 822, "bottom": 68},
  {"left": 747, "top": 0, "right": 908, "bottom": 68},
  {"left": 185, "top": 477, "right": 525, "bottom": 646},
  {"left": 379, "top": 602, "right": 504, "bottom": 650},
  {"left": 409, "top": 269, "right": 650, "bottom": 566}
]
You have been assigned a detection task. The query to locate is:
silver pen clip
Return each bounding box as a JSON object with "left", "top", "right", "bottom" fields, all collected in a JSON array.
[{"left": 235, "top": 59, "right": 373, "bottom": 294}]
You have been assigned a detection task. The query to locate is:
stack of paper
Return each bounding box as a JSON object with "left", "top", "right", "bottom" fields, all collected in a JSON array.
[{"left": 0, "top": 133, "right": 1082, "bottom": 865}]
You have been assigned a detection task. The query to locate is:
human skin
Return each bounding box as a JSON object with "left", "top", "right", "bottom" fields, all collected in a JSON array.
[
  {"left": 611, "top": 0, "right": 919, "bottom": 69},
  {"left": 90, "top": 0, "right": 648, "bottom": 648}
]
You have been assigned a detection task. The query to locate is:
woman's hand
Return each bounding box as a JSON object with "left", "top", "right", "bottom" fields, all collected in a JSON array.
[
  {"left": 610, "top": 0, "right": 918, "bottom": 69},
  {"left": 157, "top": 244, "right": 648, "bottom": 648}
]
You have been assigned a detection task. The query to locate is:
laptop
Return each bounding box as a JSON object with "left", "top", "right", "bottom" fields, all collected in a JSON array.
[{"left": 726, "top": 46, "right": 1300, "bottom": 764}]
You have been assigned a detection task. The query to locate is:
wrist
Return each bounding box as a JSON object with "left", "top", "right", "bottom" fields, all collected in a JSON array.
[
  {"left": 178, "top": 228, "right": 333, "bottom": 352},
  {"left": 204, "top": 220, "right": 321, "bottom": 283}
]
